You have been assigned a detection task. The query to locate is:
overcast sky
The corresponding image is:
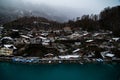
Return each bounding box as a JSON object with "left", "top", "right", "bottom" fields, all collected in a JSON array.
[
  {"left": 22, "top": 0, "right": 120, "bottom": 13},
  {"left": 0, "top": 0, "right": 120, "bottom": 20}
]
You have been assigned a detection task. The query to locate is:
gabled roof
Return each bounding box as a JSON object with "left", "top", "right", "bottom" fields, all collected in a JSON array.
[{"left": 4, "top": 44, "right": 17, "bottom": 50}]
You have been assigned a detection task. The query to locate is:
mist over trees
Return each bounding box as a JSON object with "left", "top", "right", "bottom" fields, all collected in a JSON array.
[
  {"left": 99, "top": 6, "right": 120, "bottom": 36},
  {"left": 70, "top": 6, "right": 120, "bottom": 36},
  {"left": 3, "top": 6, "right": 120, "bottom": 36}
]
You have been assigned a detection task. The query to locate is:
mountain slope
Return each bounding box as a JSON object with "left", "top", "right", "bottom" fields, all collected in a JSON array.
[{"left": 0, "top": 4, "right": 68, "bottom": 24}]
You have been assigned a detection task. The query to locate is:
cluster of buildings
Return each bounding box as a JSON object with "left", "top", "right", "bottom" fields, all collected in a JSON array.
[{"left": 0, "top": 24, "right": 120, "bottom": 62}]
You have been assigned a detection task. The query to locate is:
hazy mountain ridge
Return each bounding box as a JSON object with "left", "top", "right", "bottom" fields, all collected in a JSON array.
[{"left": 0, "top": 3, "right": 69, "bottom": 24}]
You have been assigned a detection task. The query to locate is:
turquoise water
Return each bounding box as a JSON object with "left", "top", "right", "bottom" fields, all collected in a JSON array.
[{"left": 0, "top": 62, "right": 120, "bottom": 80}]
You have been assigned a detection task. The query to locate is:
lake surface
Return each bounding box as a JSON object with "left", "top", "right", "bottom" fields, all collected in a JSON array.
[{"left": 0, "top": 62, "right": 120, "bottom": 80}]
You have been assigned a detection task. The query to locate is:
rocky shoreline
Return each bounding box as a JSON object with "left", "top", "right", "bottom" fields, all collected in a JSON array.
[{"left": 0, "top": 56, "right": 120, "bottom": 64}]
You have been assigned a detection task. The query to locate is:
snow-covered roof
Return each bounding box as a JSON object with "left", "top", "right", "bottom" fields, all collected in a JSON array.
[
  {"left": 4, "top": 44, "right": 17, "bottom": 49},
  {"left": 41, "top": 33, "right": 48, "bottom": 36},
  {"left": 93, "top": 33, "right": 100, "bottom": 37},
  {"left": 45, "top": 53, "right": 54, "bottom": 56},
  {"left": 39, "top": 36, "right": 47, "bottom": 40},
  {"left": 59, "top": 55, "right": 79, "bottom": 59},
  {"left": 100, "top": 51, "right": 114, "bottom": 58},
  {"left": 12, "top": 29, "right": 19, "bottom": 32},
  {"left": 86, "top": 40, "right": 93, "bottom": 43},
  {"left": 105, "top": 53, "right": 114, "bottom": 57},
  {"left": 83, "top": 32, "right": 89, "bottom": 36},
  {"left": 1, "top": 37, "right": 13, "bottom": 41},
  {"left": 72, "top": 33, "right": 80, "bottom": 36},
  {"left": 73, "top": 49, "right": 80, "bottom": 53},
  {"left": 42, "top": 42, "right": 49, "bottom": 45},
  {"left": 44, "top": 39, "right": 50, "bottom": 43},
  {"left": 112, "top": 38, "right": 120, "bottom": 41},
  {"left": 20, "top": 35, "right": 30, "bottom": 39}
]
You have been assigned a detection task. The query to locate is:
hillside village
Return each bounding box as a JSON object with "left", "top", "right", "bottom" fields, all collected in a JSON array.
[{"left": 0, "top": 16, "right": 120, "bottom": 64}]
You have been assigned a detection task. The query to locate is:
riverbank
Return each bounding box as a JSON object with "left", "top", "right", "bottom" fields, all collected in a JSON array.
[{"left": 0, "top": 56, "right": 120, "bottom": 64}]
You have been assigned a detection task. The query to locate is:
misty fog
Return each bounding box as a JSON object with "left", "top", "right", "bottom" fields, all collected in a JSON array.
[{"left": 0, "top": 0, "right": 120, "bottom": 22}]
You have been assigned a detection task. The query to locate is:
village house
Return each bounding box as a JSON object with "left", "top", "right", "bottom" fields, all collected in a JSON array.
[
  {"left": 63, "top": 26, "right": 72, "bottom": 33},
  {"left": 59, "top": 55, "right": 80, "bottom": 59},
  {"left": 0, "top": 47, "right": 13, "bottom": 56},
  {"left": 1, "top": 37, "right": 14, "bottom": 44},
  {"left": 68, "top": 32, "right": 81, "bottom": 40},
  {"left": 44, "top": 53, "right": 54, "bottom": 58},
  {"left": 100, "top": 51, "right": 115, "bottom": 59}
]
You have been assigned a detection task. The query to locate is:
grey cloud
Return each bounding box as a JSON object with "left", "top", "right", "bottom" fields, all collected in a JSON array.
[{"left": 0, "top": 0, "right": 120, "bottom": 22}]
